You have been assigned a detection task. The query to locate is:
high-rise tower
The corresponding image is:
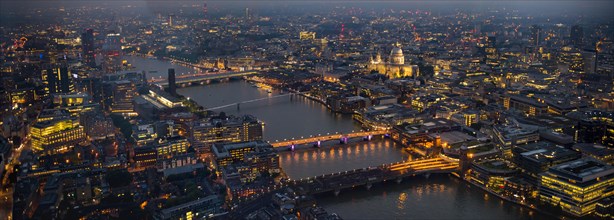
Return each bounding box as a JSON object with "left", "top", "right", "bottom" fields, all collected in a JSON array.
[
  {"left": 102, "top": 32, "right": 123, "bottom": 74},
  {"left": 81, "top": 29, "right": 96, "bottom": 68},
  {"left": 168, "top": 68, "right": 176, "bottom": 95},
  {"left": 42, "top": 64, "right": 74, "bottom": 96},
  {"left": 530, "top": 25, "right": 541, "bottom": 47},
  {"left": 570, "top": 25, "right": 584, "bottom": 47}
]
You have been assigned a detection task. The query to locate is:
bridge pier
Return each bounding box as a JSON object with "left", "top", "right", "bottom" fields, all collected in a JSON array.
[
  {"left": 237, "top": 103, "right": 240, "bottom": 111},
  {"left": 334, "top": 189, "right": 341, "bottom": 197},
  {"left": 339, "top": 136, "right": 348, "bottom": 144},
  {"left": 313, "top": 140, "right": 321, "bottom": 148}
]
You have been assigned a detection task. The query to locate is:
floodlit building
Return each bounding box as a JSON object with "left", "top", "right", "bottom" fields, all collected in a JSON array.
[
  {"left": 539, "top": 158, "right": 614, "bottom": 217},
  {"left": 191, "top": 115, "right": 263, "bottom": 149},
  {"left": 30, "top": 116, "right": 86, "bottom": 155},
  {"left": 367, "top": 44, "right": 419, "bottom": 79},
  {"left": 107, "top": 80, "right": 136, "bottom": 116}
]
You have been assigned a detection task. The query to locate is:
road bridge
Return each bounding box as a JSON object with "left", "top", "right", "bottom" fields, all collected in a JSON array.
[{"left": 269, "top": 130, "right": 388, "bottom": 148}]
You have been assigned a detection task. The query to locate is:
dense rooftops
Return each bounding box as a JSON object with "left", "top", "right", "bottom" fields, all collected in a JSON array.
[{"left": 545, "top": 158, "right": 614, "bottom": 185}]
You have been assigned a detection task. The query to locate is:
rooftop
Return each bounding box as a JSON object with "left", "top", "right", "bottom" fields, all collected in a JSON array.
[
  {"left": 546, "top": 158, "right": 614, "bottom": 184},
  {"left": 494, "top": 121, "right": 539, "bottom": 140},
  {"left": 400, "top": 118, "right": 460, "bottom": 134},
  {"left": 515, "top": 142, "right": 580, "bottom": 164},
  {"left": 572, "top": 143, "right": 613, "bottom": 157},
  {"left": 212, "top": 140, "right": 271, "bottom": 159}
]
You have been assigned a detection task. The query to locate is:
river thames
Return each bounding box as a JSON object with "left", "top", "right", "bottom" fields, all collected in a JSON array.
[{"left": 129, "top": 56, "right": 549, "bottom": 220}]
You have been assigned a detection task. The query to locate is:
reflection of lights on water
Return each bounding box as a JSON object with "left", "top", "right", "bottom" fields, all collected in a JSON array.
[
  {"left": 397, "top": 192, "right": 407, "bottom": 210},
  {"left": 398, "top": 192, "right": 407, "bottom": 202},
  {"left": 416, "top": 187, "right": 424, "bottom": 198}
]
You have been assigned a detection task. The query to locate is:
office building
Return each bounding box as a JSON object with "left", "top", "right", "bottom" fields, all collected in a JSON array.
[
  {"left": 572, "top": 143, "right": 614, "bottom": 165},
  {"left": 512, "top": 142, "right": 581, "bottom": 175},
  {"left": 191, "top": 115, "right": 263, "bottom": 149},
  {"left": 42, "top": 65, "right": 74, "bottom": 96},
  {"left": 30, "top": 116, "right": 86, "bottom": 155},
  {"left": 155, "top": 195, "right": 223, "bottom": 220},
  {"left": 539, "top": 158, "right": 614, "bottom": 216},
  {"left": 492, "top": 120, "right": 540, "bottom": 148},
  {"left": 577, "top": 119, "right": 614, "bottom": 148},
  {"left": 81, "top": 29, "right": 96, "bottom": 68},
  {"left": 530, "top": 25, "right": 541, "bottom": 47},
  {"left": 570, "top": 25, "right": 583, "bottom": 47},
  {"left": 155, "top": 136, "right": 190, "bottom": 159},
  {"left": 503, "top": 95, "right": 547, "bottom": 116},
  {"left": 52, "top": 93, "right": 98, "bottom": 116},
  {"left": 133, "top": 146, "right": 157, "bottom": 169},
  {"left": 107, "top": 80, "right": 136, "bottom": 115},
  {"left": 211, "top": 140, "right": 272, "bottom": 168},
  {"left": 79, "top": 110, "right": 115, "bottom": 140},
  {"left": 101, "top": 32, "right": 123, "bottom": 74}
]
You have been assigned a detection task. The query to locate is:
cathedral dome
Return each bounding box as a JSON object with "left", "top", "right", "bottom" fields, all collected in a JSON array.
[
  {"left": 390, "top": 47, "right": 403, "bottom": 56},
  {"left": 390, "top": 47, "right": 405, "bottom": 65}
]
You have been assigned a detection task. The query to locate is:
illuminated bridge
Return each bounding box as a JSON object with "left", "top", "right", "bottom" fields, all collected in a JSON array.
[
  {"left": 204, "top": 91, "right": 306, "bottom": 111},
  {"left": 269, "top": 130, "right": 389, "bottom": 148},
  {"left": 286, "top": 156, "right": 459, "bottom": 196},
  {"left": 150, "top": 71, "right": 260, "bottom": 86}
]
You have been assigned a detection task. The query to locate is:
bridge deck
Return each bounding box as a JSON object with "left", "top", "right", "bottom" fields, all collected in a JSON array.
[
  {"left": 152, "top": 71, "right": 259, "bottom": 85},
  {"left": 270, "top": 130, "right": 388, "bottom": 147},
  {"left": 287, "top": 157, "right": 459, "bottom": 195}
]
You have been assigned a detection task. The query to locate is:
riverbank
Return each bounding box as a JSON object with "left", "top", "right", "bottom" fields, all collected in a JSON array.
[{"left": 455, "top": 173, "right": 563, "bottom": 219}]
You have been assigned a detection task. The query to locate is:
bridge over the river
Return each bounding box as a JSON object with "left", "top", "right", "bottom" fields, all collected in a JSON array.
[
  {"left": 286, "top": 156, "right": 459, "bottom": 196},
  {"left": 151, "top": 71, "right": 259, "bottom": 86},
  {"left": 227, "top": 156, "right": 460, "bottom": 218},
  {"left": 204, "top": 91, "right": 306, "bottom": 111},
  {"left": 269, "top": 130, "right": 388, "bottom": 148}
]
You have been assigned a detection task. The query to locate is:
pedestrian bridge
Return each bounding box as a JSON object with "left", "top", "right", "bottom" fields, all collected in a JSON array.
[
  {"left": 152, "top": 71, "right": 259, "bottom": 86},
  {"left": 204, "top": 91, "right": 306, "bottom": 111},
  {"left": 269, "top": 130, "right": 388, "bottom": 148}
]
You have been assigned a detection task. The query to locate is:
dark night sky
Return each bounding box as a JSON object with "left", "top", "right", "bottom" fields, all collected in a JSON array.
[{"left": 1, "top": 0, "right": 613, "bottom": 23}]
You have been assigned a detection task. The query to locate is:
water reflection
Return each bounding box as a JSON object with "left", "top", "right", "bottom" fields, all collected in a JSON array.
[
  {"left": 397, "top": 192, "right": 407, "bottom": 210},
  {"left": 280, "top": 140, "right": 405, "bottom": 179},
  {"left": 318, "top": 175, "right": 549, "bottom": 220}
]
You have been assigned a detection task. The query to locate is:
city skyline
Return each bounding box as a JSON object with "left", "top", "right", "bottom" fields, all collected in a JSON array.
[{"left": 0, "top": 0, "right": 612, "bottom": 219}]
